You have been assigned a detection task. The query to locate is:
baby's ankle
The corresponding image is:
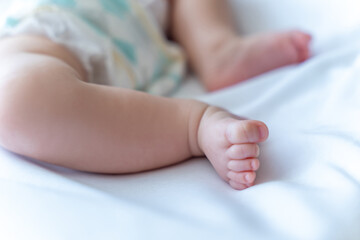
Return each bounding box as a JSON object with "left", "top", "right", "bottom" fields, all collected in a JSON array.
[
  {"left": 195, "top": 31, "right": 237, "bottom": 75},
  {"left": 196, "top": 105, "right": 232, "bottom": 153},
  {"left": 180, "top": 99, "right": 210, "bottom": 157},
  {"left": 198, "top": 35, "right": 240, "bottom": 91}
]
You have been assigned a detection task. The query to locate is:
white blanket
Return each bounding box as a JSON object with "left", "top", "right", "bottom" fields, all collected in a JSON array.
[{"left": 1, "top": 1, "right": 360, "bottom": 239}]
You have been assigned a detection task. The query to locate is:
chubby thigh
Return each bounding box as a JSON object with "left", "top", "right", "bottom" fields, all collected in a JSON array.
[{"left": 0, "top": 34, "right": 198, "bottom": 173}]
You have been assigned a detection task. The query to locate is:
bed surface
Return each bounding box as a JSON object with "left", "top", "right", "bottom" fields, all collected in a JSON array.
[{"left": 1, "top": 0, "right": 360, "bottom": 239}]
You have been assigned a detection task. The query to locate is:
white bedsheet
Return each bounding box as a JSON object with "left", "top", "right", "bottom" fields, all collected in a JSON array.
[{"left": 1, "top": 1, "right": 360, "bottom": 240}]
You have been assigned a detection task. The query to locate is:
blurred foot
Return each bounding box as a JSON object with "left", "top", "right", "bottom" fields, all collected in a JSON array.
[{"left": 202, "top": 30, "right": 312, "bottom": 91}]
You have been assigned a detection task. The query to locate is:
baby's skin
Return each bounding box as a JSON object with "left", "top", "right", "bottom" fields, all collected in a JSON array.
[
  {"left": 200, "top": 30, "right": 312, "bottom": 91},
  {"left": 0, "top": 36, "right": 268, "bottom": 192},
  {"left": 0, "top": 0, "right": 312, "bottom": 190},
  {"left": 172, "top": 0, "right": 312, "bottom": 92},
  {"left": 0, "top": 29, "right": 309, "bottom": 190},
  {"left": 192, "top": 31, "right": 309, "bottom": 189},
  {"left": 197, "top": 107, "right": 268, "bottom": 190}
]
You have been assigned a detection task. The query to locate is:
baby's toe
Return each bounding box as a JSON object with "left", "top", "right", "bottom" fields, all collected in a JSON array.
[
  {"left": 229, "top": 180, "right": 249, "bottom": 190},
  {"left": 289, "top": 31, "right": 312, "bottom": 62},
  {"left": 228, "top": 159, "right": 260, "bottom": 172},
  {"left": 226, "top": 120, "right": 268, "bottom": 144},
  {"left": 226, "top": 143, "right": 259, "bottom": 159},
  {"left": 227, "top": 171, "right": 256, "bottom": 184}
]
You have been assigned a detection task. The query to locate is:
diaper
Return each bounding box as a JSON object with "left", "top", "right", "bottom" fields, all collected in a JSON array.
[{"left": 0, "top": 0, "right": 184, "bottom": 96}]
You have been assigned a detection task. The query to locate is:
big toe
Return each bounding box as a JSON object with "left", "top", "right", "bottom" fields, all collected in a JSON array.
[
  {"left": 225, "top": 120, "right": 269, "bottom": 144},
  {"left": 289, "top": 30, "right": 312, "bottom": 62}
]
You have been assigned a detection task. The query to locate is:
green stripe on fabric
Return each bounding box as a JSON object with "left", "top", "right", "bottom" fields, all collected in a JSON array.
[
  {"left": 150, "top": 54, "right": 170, "bottom": 83},
  {"left": 78, "top": 15, "right": 108, "bottom": 36},
  {"left": 5, "top": 17, "right": 20, "bottom": 27},
  {"left": 39, "top": 0, "right": 76, "bottom": 8},
  {"left": 99, "top": 0, "right": 130, "bottom": 18},
  {"left": 112, "top": 38, "right": 137, "bottom": 64}
]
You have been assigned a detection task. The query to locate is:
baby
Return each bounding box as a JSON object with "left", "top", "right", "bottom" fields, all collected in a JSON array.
[{"left": 0, "top": 0, "right": 311, "bottom": 190}]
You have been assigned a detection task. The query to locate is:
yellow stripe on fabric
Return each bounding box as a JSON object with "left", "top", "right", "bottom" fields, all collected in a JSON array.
[
  {"left": 130, "top": 0, "right": 183, "bottom": 62},
  {"left": 112, "top": 50, "right": 137, "bottom": 89}
]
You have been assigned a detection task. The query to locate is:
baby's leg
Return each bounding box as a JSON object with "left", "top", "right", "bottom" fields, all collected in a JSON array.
[
  {"left": 0, "top": 35, "right": 204, "bottom": 173},
  {"left": 0, "top": 35, "right": 268, "bottom": 189},
  {"left": 169, "top": 0, "right": 311, "bottom": 91}
]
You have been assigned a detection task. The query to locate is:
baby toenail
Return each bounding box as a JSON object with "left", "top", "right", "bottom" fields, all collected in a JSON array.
[
  {"left": 245, "top": 173, "right": 253, "bottom": 182},
  {"left": 255, "top": 145, "right": 260, "bottom": 156},
  {"left": 258, "top": 125, "right": 268, "bottom": 140},
  {"left": 251, "top": 160, "right": 259, "bottom": 170},
  {"left": 227, "top": 161, "right": 234, "bottom": 170}
]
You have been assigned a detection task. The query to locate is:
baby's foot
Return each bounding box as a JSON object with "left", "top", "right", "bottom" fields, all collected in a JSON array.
[
  {"left": 202, "top": 30, "right": 312, "bottom": 91},
  {"left": 197, "top": 106, "right": 269, "bottom": 190}
]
